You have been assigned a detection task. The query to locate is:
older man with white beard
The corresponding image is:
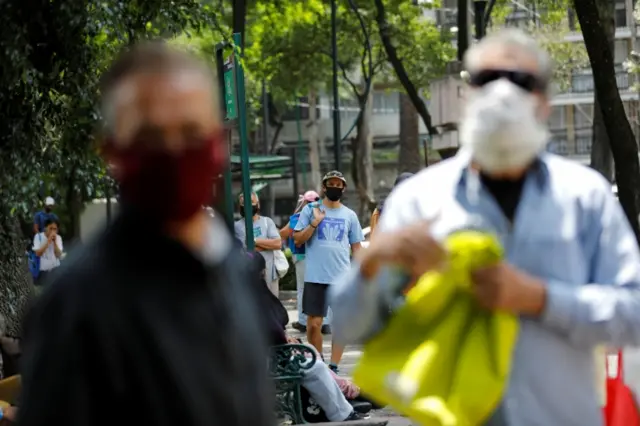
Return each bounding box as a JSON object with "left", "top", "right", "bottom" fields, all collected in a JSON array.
[{"left": 330, "top": 29, "right": 640, "bottom": 426}]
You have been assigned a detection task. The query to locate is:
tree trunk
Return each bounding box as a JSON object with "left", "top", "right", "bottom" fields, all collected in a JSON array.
[
  {"left": 590, "top": 0, "right": 615, "bottom": 182},
  {"left": 591, "top": 96, "right": 614, "bottom": 181},
  {"left": 373, "top": 0, "right": 438, "bottom": 138},
  {"left": 574, "top": 0, "right": 640, "bottom": 242},
  {"left": 232, "top": 0, "right": 246, "bottom": 49},
  {"left": 353, "top": 91, "right": 376, "bottom": 219},
  {"left": 399, "top": 93, "right": 422, "bottom": 174},
  {"left": 307, "top": 91, "right": 322, "bottom": 191},
  {"left": 457, "top": 0, "right": 469, "bottom": 61},
  {"left": 0, "top": 209, "right": 36, "bottom": 338}
]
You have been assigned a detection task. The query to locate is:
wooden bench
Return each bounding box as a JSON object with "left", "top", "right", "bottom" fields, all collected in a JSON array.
[{"left": 269, "top": 344, "right": 317, "bottom": 424}]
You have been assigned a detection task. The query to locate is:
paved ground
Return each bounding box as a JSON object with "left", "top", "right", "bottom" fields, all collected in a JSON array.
[{"left": 281, "top": 293, "right": 413, "bottom": 426}]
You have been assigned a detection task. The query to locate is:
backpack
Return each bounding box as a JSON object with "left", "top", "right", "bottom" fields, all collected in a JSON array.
[{"left": 28, "top": 234, "right": 42, "bottom": 280}]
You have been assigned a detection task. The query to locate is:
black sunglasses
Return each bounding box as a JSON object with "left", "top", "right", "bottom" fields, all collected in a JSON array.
[{"left": 468, "top": 69, "right": 546, "bottom": 93}]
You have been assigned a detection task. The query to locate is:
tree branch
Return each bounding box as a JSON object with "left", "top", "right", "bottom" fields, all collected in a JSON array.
[
  {"left": 340, "top": 63, "right": 362, "bottom": 97},
  {"left": 483, "top": 0, "right": 498, "bottom": 32},
  {"left": 573, "top": 0, "right": 640, "bottom": 242},
  {"left": 373, "top": 0, "right": 438, "bottom": 136}
]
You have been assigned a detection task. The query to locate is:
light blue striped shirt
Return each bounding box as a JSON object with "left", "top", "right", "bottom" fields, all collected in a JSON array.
[{"left": 330, "top": 151, "right": 640, "bottom": 426}]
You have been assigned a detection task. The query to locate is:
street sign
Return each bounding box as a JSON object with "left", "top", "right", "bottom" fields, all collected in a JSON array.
[{"left": 223, "top": 55, "right": 238, "bottom": 120}]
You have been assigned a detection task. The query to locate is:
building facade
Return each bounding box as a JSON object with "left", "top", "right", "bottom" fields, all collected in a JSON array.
[
  {"left": 429, "top": 0, "right": 639, "bottom": 163},
  {"left": 254, "top": 0, "right": 638, "bottom": 222}
]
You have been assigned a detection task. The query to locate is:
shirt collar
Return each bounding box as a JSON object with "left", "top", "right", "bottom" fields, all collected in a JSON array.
[{"left": 455, "top": 148, "right": 550, "bottom": 190}]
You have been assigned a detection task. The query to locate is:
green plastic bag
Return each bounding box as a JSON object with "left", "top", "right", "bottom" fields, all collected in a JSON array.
[{"left": 353, "top": 231, "right": 519, "bottom": 426}]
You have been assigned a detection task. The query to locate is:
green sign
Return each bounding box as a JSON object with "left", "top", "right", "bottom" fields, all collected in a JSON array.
[{"left": 223, "top": 55, "right": 237, "bottom": 120}]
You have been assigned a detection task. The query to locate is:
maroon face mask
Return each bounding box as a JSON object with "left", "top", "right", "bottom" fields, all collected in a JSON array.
[{"left": 107, "top": 133, "right": 226, "bottom": 223}]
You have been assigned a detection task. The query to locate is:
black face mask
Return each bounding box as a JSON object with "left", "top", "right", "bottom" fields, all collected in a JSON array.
[
  {"left": 44, "top": 206, "right": 52, "bottom": 213},
  {"left": 240, "top": 204, "right": 260, "bottom": 217},
  {"left": 324, "top": 187, "right": 343, "bottom": 202}
]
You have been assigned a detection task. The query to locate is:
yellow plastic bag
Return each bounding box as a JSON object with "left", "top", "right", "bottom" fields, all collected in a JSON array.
[{"left": 353, "top": 231, "right": 519, "bottom": 426}]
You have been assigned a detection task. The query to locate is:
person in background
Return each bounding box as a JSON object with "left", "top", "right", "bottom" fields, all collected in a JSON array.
[
  {"left": 294, "top": 171, "right": 363, "bottom": 373},
  {"left": 280, "top": 191, "right": 332, "bottom": 334},
  {"left": 331, "top": 29, "right": 640, "bottom": 426},
  {"left": 369, "top": 172, "right": 414, "bottom": 238},
  {"left": 32, "top": 197, "right": 58, "bottom": 235},
  {"left": 32, "top": 218, "right": 63, "bottom": 286},
  {"left": 19, "top": 42, "right": 274, "bottom": 426},
  {"left": 235, "top": 192, "right": 282, "bottom": 296},
  {"left": 251, "top": 253, "right": 366, "bottom": 422}
]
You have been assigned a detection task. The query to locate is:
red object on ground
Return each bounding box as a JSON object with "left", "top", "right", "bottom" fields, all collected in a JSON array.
[{"left": 604, "top": 351, "right": 640, "bottom": 426}]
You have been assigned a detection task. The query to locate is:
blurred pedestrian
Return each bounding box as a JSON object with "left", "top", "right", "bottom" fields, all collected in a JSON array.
[
  {"left": 332, "top": 29, "right": 640, "bottom": 426},
  {"left": 369, "top": 172, "right": 414, "bottom": 238},
  {"left": 19, "top": 42, "right": 274, "bottom": 426}
]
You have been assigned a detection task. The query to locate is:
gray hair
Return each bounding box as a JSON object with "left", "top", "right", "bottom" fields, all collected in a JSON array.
[
  {"left": 100, "top": 41, "right": 220, "bottom": 136},
  {"left": 463, "top": 29, "right": 553, "bottom": 93},
  {"left": 238, "top": 191, "right": 259, "bottom": 203}
]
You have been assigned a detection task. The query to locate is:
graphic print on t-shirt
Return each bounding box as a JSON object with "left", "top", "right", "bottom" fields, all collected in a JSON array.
[
  {"left": 253, "top": 226, "right": 263, "bottom": 238},
  {"left": 317, "top": 217, "right": 346, "bottom": 242}
]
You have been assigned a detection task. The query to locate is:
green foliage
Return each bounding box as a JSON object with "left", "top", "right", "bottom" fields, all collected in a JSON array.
[
  {"left": 624, "top": 3, "right": 640, "bottom": 90},
  {"left": 488, "top": 0, "right": 589, "bottom": 90},
  {"left": 0, "top": 0, "right": 218, "bottom": 241},
  {"left": 243, "top": 0, "right": 453, "bottom": 107}
]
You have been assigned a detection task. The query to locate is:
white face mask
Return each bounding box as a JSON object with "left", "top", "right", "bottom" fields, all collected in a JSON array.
[{"left": 459, "top": 79, "right": 549, "bottom": 173}]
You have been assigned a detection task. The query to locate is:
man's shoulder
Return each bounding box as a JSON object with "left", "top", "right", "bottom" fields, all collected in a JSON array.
[
  {"left": 542, "top": 153, "right": 612, "bottom": 198},
  {"left": 262, "top": 215, "right": 276, "bottom": 226},
  {"left": 338, "top": 205, "right": 358, "bottom": 217},
  {"left": 32, "top": 243, "right": 109, "bottom": 319},
  {"left": 391, "top": 158, "right": 463, "bottom": 201}
]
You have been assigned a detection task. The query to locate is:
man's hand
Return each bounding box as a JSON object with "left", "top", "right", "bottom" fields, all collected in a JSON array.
[
  {"left": 0, "top": 406, "right": 17, "bottom": 424},
  {"left": 471, "top": 263, "right": 547, "bottom": 316},
  {"left": 357, "top": 220, "right": 446, "bottom": 281},
  {"left": 311, "top": 207, "right": 325, "bottom": 227},
  {"left": 286, "top": 335, "right": 300, "bottom": 344}
]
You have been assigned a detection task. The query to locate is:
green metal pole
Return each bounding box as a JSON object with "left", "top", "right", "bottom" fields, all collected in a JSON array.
[
  {"left": 223, "top": 132, "right": 234, "bottom": 230},
  {"left": 295, "top": 101, "right": 308, "bottom": 189},
  {"left": 215, "top": 43, "right": 235, "bottom": 231},
  {"left": 233, "top": 32, "right": 255, "bottom": 251}
]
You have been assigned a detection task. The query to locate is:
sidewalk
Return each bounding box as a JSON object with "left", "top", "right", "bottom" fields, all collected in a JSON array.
[{"left": 281, "top": 292, "right": 413, "bottom": 426}]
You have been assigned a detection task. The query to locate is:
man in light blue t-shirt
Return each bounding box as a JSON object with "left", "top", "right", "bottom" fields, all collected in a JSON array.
[{"left": 294, "top": 171, "right": 363, "bottom": 372}]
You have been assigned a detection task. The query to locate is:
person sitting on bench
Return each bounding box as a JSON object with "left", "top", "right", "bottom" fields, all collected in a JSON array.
[{"left": 251, "top": 253, "right": 365, "bottom": 422}]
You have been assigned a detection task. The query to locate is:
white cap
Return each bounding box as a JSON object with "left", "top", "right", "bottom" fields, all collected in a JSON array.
[{"left": 45, "top": 197, "right": 55, "bottom": 206}]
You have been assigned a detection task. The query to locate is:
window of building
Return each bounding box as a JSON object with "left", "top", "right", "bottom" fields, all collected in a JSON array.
[
  {"left": 573, "top": 104, "right": 593, "bottom": 155},
  {"left": 568, "top": 9, "right": 577, "bottom": 31},
  {"left": 575, "top": 133, "right": 592, "bottom": 155},
  {"left": 571, "top": 72, "right": 594, "bottom": 93},
  {"left": 338, "top": 96, "right": 361, "bottom": 122},
  {"left": 549, "top": 106, "right": 566, "bottom": 130},
  {"left": 547, "top": 129, "right": 570, "bottom": 155},
  {"left": 615, "top": 39, "right": 629, "bottom": 65},
  {"left": 615, "top": 8, "right": 627, "bottom": 28},
  {"left": 281, "top": 97, "right": 323, "bottom": 122},
  {"left": 373, "top": 92, "right": 400, "bottom": 114},
  {"left": 574, "top": 104, "right": 594, "bottom": 130}
]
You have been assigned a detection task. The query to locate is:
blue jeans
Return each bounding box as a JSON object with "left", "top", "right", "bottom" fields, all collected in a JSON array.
[{"left": 295, "top": 257, "right": 331, "bottom": 326}]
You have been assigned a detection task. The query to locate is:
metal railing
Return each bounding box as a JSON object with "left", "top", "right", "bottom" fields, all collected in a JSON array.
[{"left": 566, "top": 72, "right": 630, "bottom": 94}]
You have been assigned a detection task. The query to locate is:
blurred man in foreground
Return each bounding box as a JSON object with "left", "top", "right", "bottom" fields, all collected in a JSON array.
[
  {"left": 18, "top": 42, "right": 274, "bottom": 426},
  {"left": 331, "top": 29, "right": 640, "bottom": 426}
]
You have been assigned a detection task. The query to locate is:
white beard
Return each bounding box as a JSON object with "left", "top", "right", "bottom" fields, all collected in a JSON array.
[{"left": 459, "top": 80, "right": 549, "bottom": 173}]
